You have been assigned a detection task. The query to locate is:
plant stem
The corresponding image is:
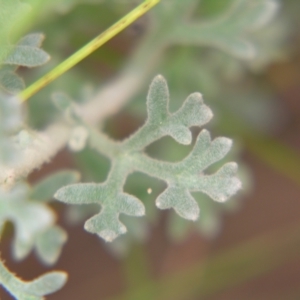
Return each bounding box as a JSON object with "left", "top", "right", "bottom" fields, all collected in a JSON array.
[{"left": 18, "top": 0, "right": 161, "bottom": 102}]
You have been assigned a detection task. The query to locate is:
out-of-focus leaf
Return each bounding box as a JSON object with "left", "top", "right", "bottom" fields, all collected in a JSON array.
[
  {"left": 0, "top": 182, "right": 67, "bottom": 264},
  {"left": 0, "top": 66, "right": 24, "bottom": 93},
  {"left": 168, "top": 0, "right": 279, "bottom": 60},
  {"left": 3, "top": 33, "right": 50, "bottom": 67},
  {"left": 0, "top": 183, "right": 54, "bottom": 260},
  {"left": 36, "top": 226, "right": 68, "bottom": 265},
  {"left": 31, "top": 170, "right": 80, "bottom": 202},
  {"left": 0, "top": 259, "right": 67, "bottom": 300}
]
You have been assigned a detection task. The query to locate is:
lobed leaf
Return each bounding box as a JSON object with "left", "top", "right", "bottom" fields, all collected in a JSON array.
[
  {"left": 168, "top": 0, "right": 280, "bottom": 59},
  {"left": 230, "top": 0, "right": 279, "bottom": 31},
  {"left": 1, "top": 33, "right": 50, "bottom": 67},
  {"left": 176, "top": 129, "right": 233, "bottom": 175},
  {"left": 156, "top": 185, "right": 199, "bottom": 221},
  {"left": 168, "top": 194, "right": 224, "bottom": 241},
  {"left": 191, "top": 162, "right": 241, "bottom": 202},
  {"left": 54, "top": 76, "right": 241, "bottom": 241},
  {"left": 0, "top": 182, "right": 66, "bottom": 264},
  {"left": 123, "top": 75, "right": 213, "bottom": 150},
  {"left": 132, "top": 134, "right": 240, "bottom": 220},
  {"left": 147, "top": 76, "right": 213, "bottom": 145},
  {"left": 0, "top": 32, "right": 50, "bottom": 94},
  {"left": 3, "top": 45, "right": 50, "bottom": 67},
  {"left": 55, "top": 183, "right": 145, "bottom": 241},
  {"left": 35, "top": 226, "right": 67, "bottom": 265},
  {"left": 0, "top": 184, "right": 54, "bottom": 260}
]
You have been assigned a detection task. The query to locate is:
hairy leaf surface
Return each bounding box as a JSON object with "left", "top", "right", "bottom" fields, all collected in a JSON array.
[{"left": 55, "top": 76, "right": 241, "bottom": 242}]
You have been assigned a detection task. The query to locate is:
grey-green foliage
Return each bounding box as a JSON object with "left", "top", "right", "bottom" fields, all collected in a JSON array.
[
  {"left": 161, "top": 0, "right": 279, "bottom": 60},
  {"left": 0, "top": 93, "right": 23, "bottom": 167},
  {"left": 0, "top": 33, "right": 50, "bottom": 94},
  {"left": 55, "top": 75, "right": 241, "bottom": 242},
  {"left": 0, "top": 170, "right": 78, "bottom": 264},
  {"left": 0, "top": 65, "right": 25, "bottom": 94},
  {"left": 2, "top": 33, "right": 50, "bottom": 67},
  {"left": 0, "top": 259, "right": 67, "bottom": 300},
  {"left": 0, "top": 0, "right": 50, "bottom": 94},
  {"left": 168, "top": 193, "right": 239, "bottom": 241}
]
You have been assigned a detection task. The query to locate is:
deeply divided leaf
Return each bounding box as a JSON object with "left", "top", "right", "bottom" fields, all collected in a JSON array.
[
  {"left": 168, "top": 0, "right": 279, "bottom": 59},
  {"left": 55, "top": 75, "right": 241, "bottom": 242},
  {"left": 0, "top": 182, "right": 67, "bottom": 264}
]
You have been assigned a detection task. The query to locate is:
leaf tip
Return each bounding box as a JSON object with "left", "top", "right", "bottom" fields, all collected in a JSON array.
[
  {"left": 99, "top": 229, "right": 126, "bottom": 242},
  {"left": 154, "top": 74, "right": 165, "bottom": 81}
]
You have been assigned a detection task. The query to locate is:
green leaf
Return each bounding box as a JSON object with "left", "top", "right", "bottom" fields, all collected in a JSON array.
[
  {"left": 156, "top": 185, "right": 199, "bottom": 220},
  {"left": 55, "top": 182, "right": 145, "bottom": 242},
  {"left": 167, "top": 195, "right": 224, "bottom": 241},
  {"left": 168, "top": 0, "right": 279, "bottom": 59},
  {"left": 0, "top": 183, "right": 55, "bottom": 260},
  {"left": 21, "top": 272, "right": 67, "bottom": 296},
  {"left": 0, "top": 259, "right": 67, "bottom": 300},
  {"left": 17, "top": 33, "right": 45, "bottom": 48},
  {"left": 2, "top": 33, "right": 50, "bottom": 67},
  {"left": 0, "top": 182, "right": 66, "bottom": 264},
  {"left": 176, "top": 129, "right": 233, "bottom": 174},
  {"left": 0, "top": 67, "right": 25, "bottom": 93},
  {"left": 0, "top": 32, "right": 50, "bottom": 93},
  {"left": 55, "top": 183, "right": 106, "bottom": 205},
  {"left": 35, "top": 226, "right": 67, "bottom": 265},
  {"left": 191, "top": 162, "right": 240, "bottom": 202},
  {"left": 0, "top": 45, "right": 50, "bottom": 67},
  {"left": 54, "top": 76, "right": 241, "bottom": 241},
  {"left": 31, "top": 170, "right": 80, "bottom": 202},
  {"left": 123, "top": 75, "right": 213, "bottom": 150},
  {"left": 146, "top": 76, "right": 213, "bottom": 145},
  {"left": 231, "top": 0, "right": 279, "bottom": 31}
]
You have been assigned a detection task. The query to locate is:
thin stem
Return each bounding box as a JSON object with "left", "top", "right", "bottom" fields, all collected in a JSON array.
[
  {"left": 18, "top": 0, "right": 161, "bottom": 102},
  {"left": 88, "top": 125, "right": 121, "bottom": 159}
]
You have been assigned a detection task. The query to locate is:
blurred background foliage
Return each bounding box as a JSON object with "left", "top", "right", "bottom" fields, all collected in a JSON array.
[{"left": 1, "top": 0, "right": 300, "bottom": 299}]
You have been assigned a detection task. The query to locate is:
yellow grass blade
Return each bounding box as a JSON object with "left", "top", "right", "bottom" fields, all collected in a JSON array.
[{"left": 19, "top": 0, "right": 160, "bottom": 102}]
